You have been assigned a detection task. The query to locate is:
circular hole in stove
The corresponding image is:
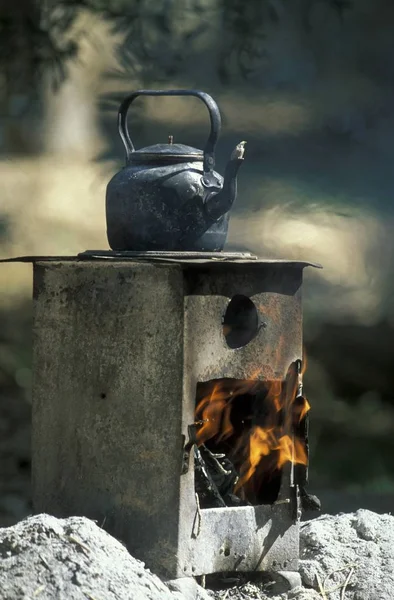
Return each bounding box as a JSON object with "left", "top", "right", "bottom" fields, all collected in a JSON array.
[{"left": 222, "top": 295, "right": 259, "bottom": 349}]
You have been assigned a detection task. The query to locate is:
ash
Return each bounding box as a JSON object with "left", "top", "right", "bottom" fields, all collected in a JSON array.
[
  {"left": 207, "top": 580, "right": 319, "bottom": 600},
  {"left": 299, "top": 509, "right": 394, "bottom": 600},
  {"left": 0, "top": 510, "right": 393, "bottom": 599},
  {"left": 208, "top": 574, "right": 321, "bottom": 600},
  {"left": 0, "top": 513, "right": 177, "bottom": 600}
]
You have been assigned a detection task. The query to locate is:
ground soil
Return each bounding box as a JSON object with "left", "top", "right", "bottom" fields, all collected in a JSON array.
[{"left": 0, "top": 510, "right": 393, "bottom": 600}]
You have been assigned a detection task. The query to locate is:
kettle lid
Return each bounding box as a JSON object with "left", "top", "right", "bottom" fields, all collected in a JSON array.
[{"left": 128, "top": 141, "right": 203, "bottom": 163}]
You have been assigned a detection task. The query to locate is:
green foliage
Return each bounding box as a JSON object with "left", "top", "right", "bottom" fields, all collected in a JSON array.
[{"left": 0, "top": 0, "right": 355, "bottom": 98}]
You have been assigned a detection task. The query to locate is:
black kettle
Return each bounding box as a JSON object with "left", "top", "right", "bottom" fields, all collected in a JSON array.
[{"left": 106, "top": 90, "right": 246, "bottom": 252}]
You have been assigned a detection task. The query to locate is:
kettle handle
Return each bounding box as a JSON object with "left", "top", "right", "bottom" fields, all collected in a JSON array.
[{"left": 118, "top": 89, "right": 221, "bottom": 175}]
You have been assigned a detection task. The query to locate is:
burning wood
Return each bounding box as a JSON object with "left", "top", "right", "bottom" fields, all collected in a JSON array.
[
  {"left": 194, "top": 360, "right": 310, "bottom": 507},
  {"left": 194, "top": 445, "right": 248, "bottom": 509}
]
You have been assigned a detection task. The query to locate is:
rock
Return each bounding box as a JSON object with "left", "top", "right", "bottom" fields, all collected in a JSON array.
[
  {"left": 275, "top": 571, "right": 302, "bottom": 592},
  {"left": 166, "top": 577, "right": 211, "bottom": 600},
  {"left": 288, "top": 590, "right": 321, "bottom": 600},
  {"left": 300, "top": 509, "right": 394, "bottom": 600},
  {"left": 0, "top": 513, "right": 179, "bottom": 600}
]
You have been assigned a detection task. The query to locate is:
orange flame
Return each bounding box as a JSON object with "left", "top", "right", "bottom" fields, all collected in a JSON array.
[
  {"left": 194, "top": 357, "right": 310, "bottom": 502},
  {"left": 299, "top": 398, "right": 310, "bottom": 422},
  {"left": 195, "top": 382, "right": 234, "bottom": 445},
  {"left": 234, "top": 427, "right": 308, "bottom": 492},
  {"left": 235, "top": 426, "right": 274, "bottom": 490}
]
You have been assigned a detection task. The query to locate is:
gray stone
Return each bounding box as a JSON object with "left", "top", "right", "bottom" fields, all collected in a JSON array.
[
  {"left": 287, "top": 590, "right": 321, "bottom": 600},
  {"left": 275, "top": 571, "right": 302, "bottom": 591},
  {"left": 166, "top": 577, "right": 211, "bottom": 600},
  {"left": 0, "top": 513, "right": 179, "bottom": 600}
]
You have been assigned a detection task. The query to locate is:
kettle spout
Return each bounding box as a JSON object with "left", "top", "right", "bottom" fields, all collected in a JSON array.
[{"left": 205, "top": 141, "right": 246, "bottom": 221}]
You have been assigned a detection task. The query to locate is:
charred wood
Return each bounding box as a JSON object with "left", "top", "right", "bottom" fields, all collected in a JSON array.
[
  {"left": 194, "top": 446, "right": 226, "bottom": 508},
  {"left": 194, "top": 445, "right": 249, "bottom": 508}
]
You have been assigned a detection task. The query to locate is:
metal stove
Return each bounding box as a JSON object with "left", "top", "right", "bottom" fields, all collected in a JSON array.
[{"left": 20, "top": 250, "right": 321, "bottom": 579}]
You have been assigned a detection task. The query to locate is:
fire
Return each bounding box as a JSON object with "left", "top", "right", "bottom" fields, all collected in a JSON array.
[
  {"left": 299, "top": 398, "right": 310, "bottom": 422},
  {"left": 195, "top": 382, "right": 234, "bottom": 445},
  {"left": 235, "top": 426, "right": 274, "bottom": 491},
  {"left": 194, "top": 357, "right": 310, "bottom": 503},
  {"left": 276, "top": 434, "right": 308, "bottom": 468},
  {"left": 234, "top": 428, "right": 308, "bottom": 492}
]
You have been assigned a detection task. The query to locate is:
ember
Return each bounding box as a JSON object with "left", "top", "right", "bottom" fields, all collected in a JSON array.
[{"left": 194, "top": 359, "right": 310, "bottom": 507}]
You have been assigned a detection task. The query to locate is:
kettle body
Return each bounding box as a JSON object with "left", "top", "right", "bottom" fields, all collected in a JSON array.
[{"left": 106, "top": 90, "right": 245, "bottom": 252}]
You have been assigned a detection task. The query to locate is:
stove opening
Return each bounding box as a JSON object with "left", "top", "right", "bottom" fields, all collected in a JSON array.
[
  {"left": 193, "top": 362, "right": 309, "bottom": 508},
  {"left": 222, "top": 295, "right": 259, "bottom": 349}
]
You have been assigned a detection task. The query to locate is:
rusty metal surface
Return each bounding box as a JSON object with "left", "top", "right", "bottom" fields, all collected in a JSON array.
[
  {"left": 0, "top": 255, "right": 78, "bottom": 263},
  {"left": 31, "top": 259, "right": 308, "bottom": 579},
  {"left": 179, "top": 261, "right": 305, "bottom": 576},
  {"left": 183, "top": 263, "right": 304, "bottom": 382},
  {"left": 78, "top": 250, "right": 257, "bottom": 261},
  {"left": 32, "top": 261, "right": 185, "bottom": 578},
  {"left": 0, "top": 251, "right": 322, "bottom": 269},
  {"left": 180, "top": 503, "right": 299, "bottom": 577}
]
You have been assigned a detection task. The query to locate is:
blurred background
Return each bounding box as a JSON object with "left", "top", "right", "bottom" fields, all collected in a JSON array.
[{"left": 1, "top": 0, "right": 394, "bottom": 527}]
